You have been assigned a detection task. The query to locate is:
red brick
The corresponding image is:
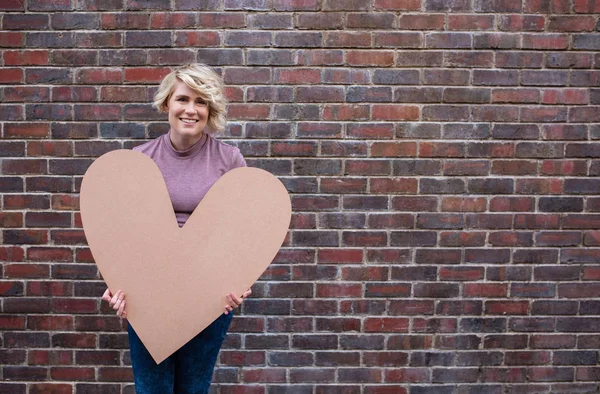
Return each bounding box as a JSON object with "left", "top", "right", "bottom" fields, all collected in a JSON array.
[
  {"left": 49, "top": 367, "right": 95, "bottom": 381},
  {"left": 275, "top": 68, "right": 320, "bottom": 84},
  {"left": 316, "top": 283, "right": 362, "bottom": 298},
  {"left": 549, "top": 16, "right": 597, "bottom": 32},
  {"left": 449, "top": 15, "right": 495, "bottom": 30},
  {"left": 343, "top": 231, "right": 387, "bottom": 246},
  {"left": 325, "top": 32, "right": 370, "bottom": 47},
  {"left": 100, "top": 86, "right": 147, "bottom": 102},
  {"left": 346, "top": 50, "right": 394, "bottom": 67},
  {"left": 522, "top": 33, "right": 569, "bottom": 49},
  {"left": 76, "top": 68, "right": 122, "bottom": 84},
  {"left": 4, "top": 50, "right": 49, "bottom": 65},
  {"left": 298, "top": 49, "right": 344, "bottom": 65},
  {"left": 372, "top": 105, "right": 419, "bottom": 121},
  {"left": 342, "top": 267, "right": 388, "bottom": 281},
  {"left": 492, "top": 88, "right": 540, "bottom": 103},
  {"left": 529, "top": 367, "right": 574, "bottom": 382},
  {"left": 489, "top": 231, "right": 533, "bottom": 247},
  {"left": 100, "top": 12, "right": 149, "bottom": 29},
  {"left": 0, "top": 211, "right": 23, "bottom": 227},
  {"left": 574, "top": 0, "right": 600, "bottom": 12},
  {"left": 28, "top": 350, "right": 73, "bottom": 365},
  {"left": 323, "top": 105, "right": 369, "bottom": 121},
  {"left": 0, "top": 246, "right": 25, "bottom": 262},
  {"left": 439, "top": 231, "right": 486, "bottom": 247},
  {"left": 385, "top": 368, "right": 429, "bottom": 383},
  {"left": 29, "top": 384, "right": 73, "bottom": 394},
  {"left": 0, "top": 68, "right": 24, "bottom": 83},
  {"left": 169, "top": 30, "right": 218, "bottom": 47},
  {"left": 515, "top": 178, "right": 563, "bottom": 194},
  {"left": 0, "top": 0, "right": 25, "bottom": 10},
  {"left": 364, "top": 318, "right": 409, "bottom": 333},
  {"left": 370, "top": 179, "right": 418, "bottom": 194},
  {"left": 374, "top": 32, "right": 421, "bottom": 48},
  {"left": 371, "top": 142, "right": 417, "bottom": 157},
  {"left": 346, "top": 123, "right": 394, "bottom": 139},
  {"left": 464, "top": 284, "right": 508, "bottom": 298},
  {"left": 0, "top": 32, "right": 24, "bottom": 47},
  {"left": 320, "top": 178, "right": 366, "bottom": 193},
  {"left": 486, "top": 301, "right": 529, "bottom": 315},
  {"left": 542, "top": 89, "right": 588, "bottom": 105},
  {"left": 296, "top": 86, "right": 344, "bottom": 103},
  {"left": 324, "top": 68, "right": 369, "bottom": 84},
  {"left": 4, "top": 123, "right": 50, "bottom": 138},
  {"left": 75, "top": 32, "right": 121, "bottom": 48},
  {"left": 148, "top": 12, "right": 196, "bottom": 28},
  {"left": 440, "top": 267, "right": 484, "bottom": 281},
  {"left": 123, "top": 67, "right": 171, "bottom": 83},
  {"left": 345, "top": 160, "right": 390, "bottom": 176},
  {"left": 400, "top": 14, "right": 445, "bottom": 30},
  {"left": 27, "top": 247, "right": 72, "bottom": 262},
  {"left": 541, "top": 160, "right": 587, "bottom": 176},
  {"left": 491, "top": 160, "right": 537, "bottom": 176},
  {"left": 318, "top": 249, "right": 363, "bottom": 264},
  {"left": 366, "top": 283, "right": 411, "bottom": 297},
  {"left": 347, "top": 13, "right": 395, "bottom": 29},
  {"left": 374, "top": 0, "right": 420, "bottom": 9}
]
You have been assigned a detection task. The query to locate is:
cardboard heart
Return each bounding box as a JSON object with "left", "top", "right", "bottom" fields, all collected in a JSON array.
[{"left": 80, "top": 149, "right": 291, "bottom": 363}]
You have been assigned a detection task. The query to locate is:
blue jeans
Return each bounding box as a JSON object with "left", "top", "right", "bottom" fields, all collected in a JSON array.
[{"left": 128, "top": 312, "right": 233, "bottom": 394}]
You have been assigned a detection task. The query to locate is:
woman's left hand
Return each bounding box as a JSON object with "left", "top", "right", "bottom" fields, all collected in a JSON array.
[{"left": 224, "top": 288, "right": 252, "bottom": 315}]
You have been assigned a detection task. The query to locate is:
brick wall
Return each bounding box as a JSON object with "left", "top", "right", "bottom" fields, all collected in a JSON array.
[{"left": 2, "top": 0, "right": 600, "bottom": 393}]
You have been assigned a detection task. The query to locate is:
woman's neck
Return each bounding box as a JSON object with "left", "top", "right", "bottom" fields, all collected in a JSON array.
[{"left": 169, "top": 131, "right": 203, "bottom": 151}]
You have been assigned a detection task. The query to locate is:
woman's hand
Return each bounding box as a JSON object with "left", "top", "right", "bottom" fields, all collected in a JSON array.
[
  {"left": 224, "top": 288, "right": 251, "bottom": 315},
  {"left": 102, "top": 288, "right": 127, "bottom": 318}
]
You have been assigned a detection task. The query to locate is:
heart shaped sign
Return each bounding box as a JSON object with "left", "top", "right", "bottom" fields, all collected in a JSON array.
[{"left": 80, "top": 149, "right": 291, "bottom": 363}]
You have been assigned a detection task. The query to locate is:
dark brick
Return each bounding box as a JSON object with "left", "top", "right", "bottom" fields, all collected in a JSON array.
[
  {"left": 426, "top": 0, "right": 470, "bottom": 12},
  {"left": 468, "top": 178, "right": 514, "bottom": 194}
]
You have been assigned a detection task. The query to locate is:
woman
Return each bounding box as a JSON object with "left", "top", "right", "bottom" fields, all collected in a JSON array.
[{"left": 101, "top": 63, "right": 251, "bottom": 394}]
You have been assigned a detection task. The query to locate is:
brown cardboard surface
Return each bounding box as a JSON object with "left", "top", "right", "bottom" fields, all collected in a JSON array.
[{"left": 80, "top": 149, "right": 291, "bottom": 363}]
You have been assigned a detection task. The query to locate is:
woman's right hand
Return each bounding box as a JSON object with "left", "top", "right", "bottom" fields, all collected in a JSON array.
[{"left": 102, "top": 288, "right": 127, "bottom": 318}]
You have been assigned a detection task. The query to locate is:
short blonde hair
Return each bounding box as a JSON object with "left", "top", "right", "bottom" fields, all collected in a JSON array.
[{"left": 153, "top": 63, "right": 227, "bottom": 133}]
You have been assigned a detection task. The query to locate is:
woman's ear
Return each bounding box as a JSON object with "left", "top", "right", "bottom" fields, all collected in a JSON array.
[{"left": 162, "top": 93, "right": 172, "bottom": 111}]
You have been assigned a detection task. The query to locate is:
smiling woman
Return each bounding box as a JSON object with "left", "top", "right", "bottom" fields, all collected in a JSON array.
[
  {"left": 100, "top": 63, "right": 251, "bottom": 394},
  {"left": 165, "top": 81, "right": 210, "bottom": 150},
  {"left": 152, "top": 64, "right": 227, "bottom": 150}
]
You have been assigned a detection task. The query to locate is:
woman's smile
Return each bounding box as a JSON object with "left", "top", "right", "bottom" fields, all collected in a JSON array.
[{"left": 167, "top": 79, "right": 210, "bottom": 150}]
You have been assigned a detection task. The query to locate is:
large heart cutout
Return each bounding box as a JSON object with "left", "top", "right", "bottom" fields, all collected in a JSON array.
[{"left": 80, "top": 149, "right": 291, "bottom": 363}]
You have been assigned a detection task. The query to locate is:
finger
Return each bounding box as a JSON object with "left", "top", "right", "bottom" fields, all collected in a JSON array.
[
  {"left": 224, "top": 305, "right": 233, "bottom": 315},
  {"left": 230, "top": 293, "right": 242, "bottom": 306},
  {"left": 117, "top": 299, "right": 126, "bottom": 317},
  {"left": 101, "top": 288, "right": 112, "bottom": 302},
  {"left": 122, "top": 310, "right": 127, "bottom": 319},
  {"left": 112, "top": 291, "right": 125, "bottom": 310},
  {"left": 242, "top": 289, "right": 252, "bottom": 298},
  {"left": 109, "top": 290, "right": 121, "bottom": 307},
  {"left": 228, "top": 293, "right": 241, "bottom": 308}
]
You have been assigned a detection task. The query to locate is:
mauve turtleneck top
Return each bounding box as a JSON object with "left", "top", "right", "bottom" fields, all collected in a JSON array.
[{"left": 133, "top": 131, "right": 246, "bottom": 227}]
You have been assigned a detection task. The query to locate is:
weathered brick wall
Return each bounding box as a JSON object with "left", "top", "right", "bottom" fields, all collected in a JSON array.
[{"left": 2, "top": 0, "right": 600, "bottom": 393}]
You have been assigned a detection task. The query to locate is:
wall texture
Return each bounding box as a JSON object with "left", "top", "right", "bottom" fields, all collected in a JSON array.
[{"left": 2, "top": 0, "right": 600, "bottom": 393}]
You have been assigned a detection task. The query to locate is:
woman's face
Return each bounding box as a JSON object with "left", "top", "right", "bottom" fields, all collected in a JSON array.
[{"left": 167, "top": 79, "right": 209, "bottom": 142}]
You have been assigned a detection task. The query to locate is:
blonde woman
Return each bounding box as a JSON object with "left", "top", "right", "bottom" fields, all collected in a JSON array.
[{"left": 102, "top": 64, "right": 252, "bottom": 394}]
